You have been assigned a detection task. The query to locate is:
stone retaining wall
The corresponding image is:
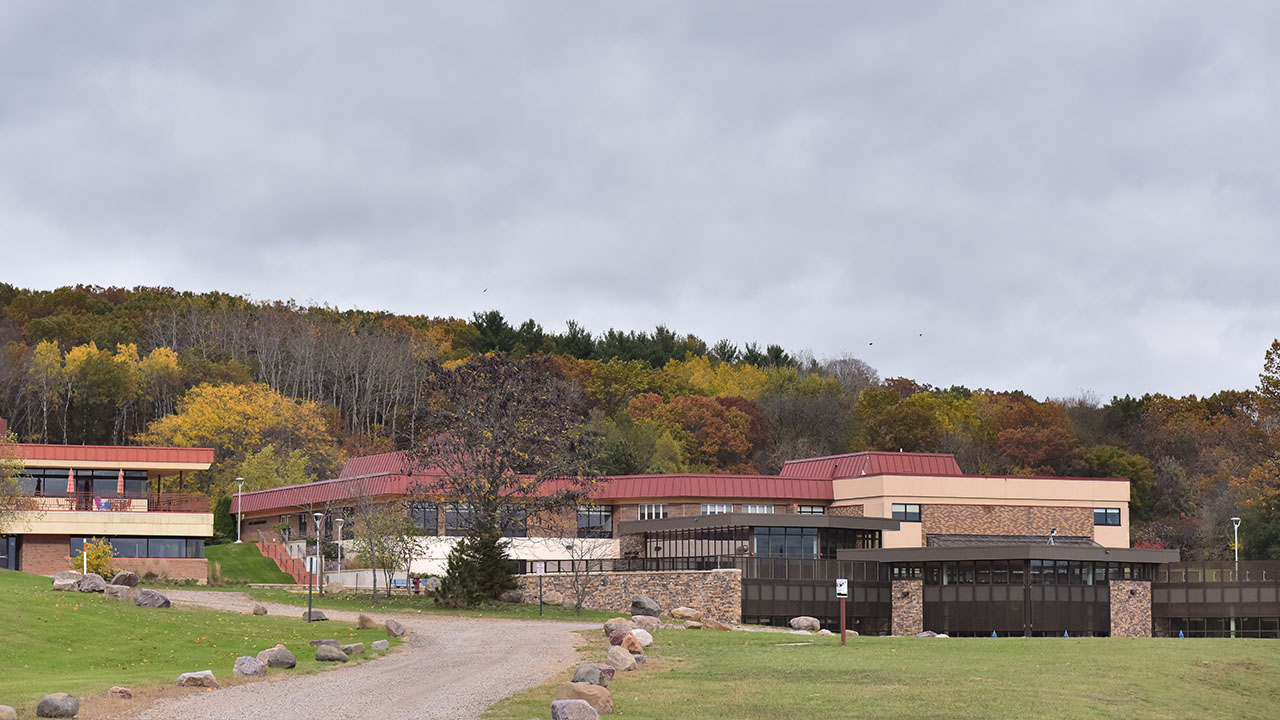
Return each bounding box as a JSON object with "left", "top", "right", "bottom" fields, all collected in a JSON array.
[
  {"left": 1110, "top": 579, "right": 1152, "bottom": 637},
  {"left": 517, "top": 568, "right": 742, "bottom": 623}
]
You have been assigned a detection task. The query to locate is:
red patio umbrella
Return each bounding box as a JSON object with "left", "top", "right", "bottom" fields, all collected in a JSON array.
[
  {"left": 66, "top": 468, "right": 74, "bottom": 495},
  {"left": 117, "top": 469, "right": 125, "bottom": 495}
]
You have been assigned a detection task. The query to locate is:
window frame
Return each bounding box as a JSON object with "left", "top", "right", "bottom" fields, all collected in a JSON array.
[
  {"left": 700, "top": 503, "right": 732, "bottom": 515},
  {"left": 1094, "top": 508, "right": 1122, "bottom": 526},
  {"left": 742, "top": 504, "right": 774, "bottom": 514},
  {"left": 796, "top": 505, "right": 826, "bottom": 515},
  {"left": 638, "top": 503, "right": 668, "bottom": 521},
  {"left": 891, "top": 503, "right": 922, "bottom": 522}
]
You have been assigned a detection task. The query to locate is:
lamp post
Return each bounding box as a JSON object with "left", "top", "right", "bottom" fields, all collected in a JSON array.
[
  {"left": 313, "top": 512, "right": 325, "bottom": 595},
  {"left": 235, "top": 478, "right": 245, "bottom": 543},
  {"left": 334, "top": 518, "right": 345, "bottom": 582},
  {"left": 1231, "top": 516, "right": 1242, "bottom": 577}
]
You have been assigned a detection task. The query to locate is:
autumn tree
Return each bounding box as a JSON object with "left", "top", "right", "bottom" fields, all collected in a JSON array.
[
  {"left": 1, "top": 430, "right": 38, "bottom": 535},
  {"left": 627, "top": 393, "right": 754, "bottom": 473}
]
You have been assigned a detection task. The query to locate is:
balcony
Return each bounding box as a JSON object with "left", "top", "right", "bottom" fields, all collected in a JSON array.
[{"left": 25, "top": 491, "right": 210, "bottom": 514}]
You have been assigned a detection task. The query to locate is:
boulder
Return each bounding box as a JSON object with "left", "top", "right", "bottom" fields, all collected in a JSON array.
[
  {"left": 252, "top": 605, "right": 268, "bottom": 616},
  {"left": 631, "top": 615, "right": 659, "bottom": 631},
  {"left": 499, "top": 589, "right": 524, "bottom": 603},
  {"left": 35, "top": 694, "right": 78, "bottom": 718},
  {"left": 53, "top": 571, "right": 83, "bottom": 582},
  {"left": 315, "top": 645, "right": 348, "bottom": 662},
  {"left": 916, "top": 630, "right": 938, "bottom": 638},
  {"left": 603, "top": 617, "right": 635, "bottom": 635},
  {"left": 133, "top": 589, "right": 171, "bottom": 608},
  {"left": 817, "top": 629, "right": 835, "bottom": 636},
  {"left": 684, "top": 621, "right": 704, "bottom": 630},
  {"left": 385, "top": 619, "right": 406, "bottom": 637},
  {"left": 629, "top": 595, "right": 660, "bottom": 617},
  {"left": 632, "top": 653, "right": 646, "bottom": 665},
  {"left": 110, "top": 570, "right": 140, "bottom": 587},
  {"left": 104, "top": 584, "right": 136, "bottom": 602},
  {"left": 591, "top": 664, "right": 615, "bottom": 683},
  {"left": 308, "top": 639, "right": 338, "bottom": 647},
  {"left": 542, "top": 589, "right": 565, "bottom": 606},
  {"left": 422, "top": 576, "right": 442, "bottom": 594},
  {"left": 551, "top": 699, "right": 601, "bottom": 720},
  {"left": 371, "top": 639, "right": 390, "bottom": 651},
  {"left": 177, "top": 670, "right": 219, "bottom": 688},
  {"left": 233, "top": 656, "right": 267, "bottom": 677},
  {"left": 789, "top": 616, "right": 821, "bottom": 632},
  {"left": 571, "top": 663, "right": 608, "bottom": 687},
  {"left": 0, "top": 705, "right": 15, "bottom": 720},
  {"left": 324, "top": 580, "right": 344, "bottom": 593},
  {"left": 256, "top": 644, "right": 297, "bottom": 669},
  {"left": 670, "top": 606, "right": 703, "bottom": 621},
  {"left": 77, "top": 573, "right": 107, "bottom": 593},
  {"left": 605, "top": 645, "right": 636, "bottom": 672},
  {"left": 620, "top": 633, "right": 644, "bottom": 655},
  {"left": 108, "top": 686, "right": 132, "bottom": 699},
  {"left": 704, "top": 618, "right": 732, "bottom": 631},
  {"left": 51, "top": 578, "right": 78, "bottom": 592},
  {"left": 607, "top": 629, "right": 629, "bottom": 646},
  {"left": 302, "top": 610, "right": 328, "bottom": 622},
  {"left": 553, "top": 682, "right": 614, "bottom": 715},
  {"left": 357, "top": 613, "right": 376, "bottom": 629},
  {"left": 340, "top": 642, "right": 365, "bottom": 656},
  {"left": 631, "top": 628, "right": 653, "bottom": 647}
]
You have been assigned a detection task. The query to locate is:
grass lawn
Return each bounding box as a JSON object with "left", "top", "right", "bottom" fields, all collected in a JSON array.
[
  {"left": 486, "top": 627, "right": 1280, "bottom": 720},
  {"left": 245, "top": 587, "right": 619, "bottom": 623},
  {"left": 205, "top": 541, "right": 294, "bottom": 584},
  {"left": 0, "top": 570, "right": 398, "bottom": 716}
]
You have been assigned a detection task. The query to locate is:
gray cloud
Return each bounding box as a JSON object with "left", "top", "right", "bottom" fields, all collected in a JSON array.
[{"left": 1, "top": 1, "right": 1277, "bottom": 399}]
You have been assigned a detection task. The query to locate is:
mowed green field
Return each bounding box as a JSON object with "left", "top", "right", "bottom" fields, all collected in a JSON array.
[
  {"left": 204, "top": 541, "right": 294, "bottom": 584},
  {"left": 486, "top": 626, "right": 1280, "bottom": 720},
  {"left": 0, "top": 570, "right": 397, "bottom": 715}
]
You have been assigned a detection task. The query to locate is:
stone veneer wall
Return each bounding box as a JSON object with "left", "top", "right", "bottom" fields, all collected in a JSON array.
[
  {"left": 517, "top": 568, "right": 742, "bottom": 623},
  {"left": 827, "top": 505, "right": 864, "bottom": 517},
  {"left": 891, "top": 579, "right": 923, "bottom": 636},
  {"left": 922, "top": 505, "right": 1092, "bottom": 538},
  {"left": 1109, "top": 579, "right": 1152, "bottom": 637}
]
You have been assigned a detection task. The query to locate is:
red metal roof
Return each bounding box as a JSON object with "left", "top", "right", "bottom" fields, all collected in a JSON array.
[
  {"left": 233, "top": 472, "right": 436, "bottom": 514},
  {"left": 339, "top": 451, "right": 412, "bottom": 478},
  {"left": 15, "top": 443, "right": 214, "bottom": 467},
  {"left": 780, "top": 451, "right": 963, "bottom": 479},
  {"left": 590, "top": 474, "right": 832, "bottom": 501}
]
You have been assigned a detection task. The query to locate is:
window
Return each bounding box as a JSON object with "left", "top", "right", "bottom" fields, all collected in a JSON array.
[
  {"left": 742, "top": 504, "right": 774, "bottom": 514},
  {"left": 577, "top": 505, "right": 613, "bottom": 538},
  {"left": 797, "top": 505, "right": 825, "bottom": 515},
  {"left": 701, "top": 503, "right": 731, "bottom": 515},
  {"left": 638, "top": 504, "right": 667, "bottom": 521},
  {"left": 70, "top": 536, "right": 203, "bottom": 559},
  {"left": 499, "top": 505, "right": 528, "bottom": 537},
  {"left": 444, "top": 503, "right": 472, "bottom": 536},
  {"left": 1094, "top": 508, "right": 1121, "bottom": 526},
  {"left": 148, "top": 538, "right": 185, "bottom": 558},
  {"left": 891, "top": 503, "right": 921, "bottom": 522},
  {"left": 407, "top": 502, "right": 438, "bottom": 534}
]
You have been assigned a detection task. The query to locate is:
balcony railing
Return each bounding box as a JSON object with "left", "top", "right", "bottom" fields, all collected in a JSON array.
[{"left": 29, "top": 492, "right": 210, "bottom": 514}]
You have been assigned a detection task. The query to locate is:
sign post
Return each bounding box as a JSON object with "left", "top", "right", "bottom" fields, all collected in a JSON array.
[
  {"left": 534, "top": 562, "right": 547, "bottom": 617},
  {"left": 305, "top": 555, "right": 319, "bottom": 622},
  {"left": 835, "top": 578, "right": 849, "bottom": 646}
]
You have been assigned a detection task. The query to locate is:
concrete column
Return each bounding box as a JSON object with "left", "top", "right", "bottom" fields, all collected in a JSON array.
[{"left": 891, "top": 579, "right": 923, "bottom": 636}]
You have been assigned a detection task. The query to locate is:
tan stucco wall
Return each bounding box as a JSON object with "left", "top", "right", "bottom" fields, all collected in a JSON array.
[{"left": 10, "top": 511, "right": 213, "bottom": 538}]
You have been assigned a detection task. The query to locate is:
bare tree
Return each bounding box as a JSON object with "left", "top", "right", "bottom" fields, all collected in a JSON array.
[
  {"left": 560, "top": 538, "right": 615, "bottom": 614},
  {"left": 1, "top": 430, "right": 39, "bottom": 535}
]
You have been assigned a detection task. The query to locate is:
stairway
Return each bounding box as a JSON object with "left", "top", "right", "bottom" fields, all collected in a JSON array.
[{"left": 258, "top": 537, "right": 308, "bottom": 584}]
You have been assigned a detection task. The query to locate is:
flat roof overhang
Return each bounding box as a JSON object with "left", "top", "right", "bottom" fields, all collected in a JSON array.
[
  {"left": 837, "top": 545, "right": 1181, "bottom": 564},
  {"left": 619, "top": 513, "right": 900, "bottom": 535}
]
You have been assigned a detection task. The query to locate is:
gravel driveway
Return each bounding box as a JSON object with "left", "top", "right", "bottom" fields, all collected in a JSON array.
[{"left": 127, "top": 590, "right": 594, "bottom": 720}]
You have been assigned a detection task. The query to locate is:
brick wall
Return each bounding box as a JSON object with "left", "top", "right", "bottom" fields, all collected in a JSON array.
[
  {"left": 529, "top": 506, "right": 576, "bottom": 538},
  {"left": 116, "top": 557, "right": 208, "bottom": 582},
  {"left": 20, "top": 534, "right": 72, "bottom": 574},
  {"left": 922, "top": 505, "right": 1092, "bottom": 538},
  {"left": 891, "top": 579, "right": 923, "bottom": 636},
  {"left": 516, "top": 568, "right": 742, "bottom": 623},
  {"left": 828, "top": 505, "right": 864, "bottom": 517},
  {"left": 1110, "top": 579, "right": 1152, "bottom": 637}
]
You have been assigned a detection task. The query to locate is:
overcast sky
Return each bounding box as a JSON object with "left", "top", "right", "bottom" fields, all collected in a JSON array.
[{"left": 1, "top": 2, "right": 1276, "bottom": 400}]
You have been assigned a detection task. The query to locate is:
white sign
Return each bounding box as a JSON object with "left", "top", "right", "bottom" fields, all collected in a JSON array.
[
  {"left": 835, "top": 578, "right": 848, "bottom": 598},
  {"left": 305, "top": 555, "right": 319, "bottom": 573},
  {"left": 533, "top": 562, "right": 546, "bottom": 575}
]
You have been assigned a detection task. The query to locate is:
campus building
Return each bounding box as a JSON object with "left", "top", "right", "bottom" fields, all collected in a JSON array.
[{"left": 1, "top": 419, "right": 214, "bottom": 580}]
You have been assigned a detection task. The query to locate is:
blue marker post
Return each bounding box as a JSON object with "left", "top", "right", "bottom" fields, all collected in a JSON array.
[{"left": 991, "top": 631, "right": 998, "bottom": 638}]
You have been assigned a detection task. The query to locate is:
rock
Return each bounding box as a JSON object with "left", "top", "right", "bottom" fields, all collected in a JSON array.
[
  {"left": 177, "top": 670, "right": 219, "bottom": 688},
  {"left": 104, "top": 584, "right": 136, "bottom": 602},
  {"left": 108, "top": 686, "right": 132, "bottom": 699},
  {"left": 324, "top": 580, "right": 344, "bottom": 593},
  {"left": 35, "top": 694, "right": 78, "bottom": 718},
  {"left": 302, "top": 610, "right": 328, "bottom": 622},
  {"left": 308, "top": 639, "right": 338, "bottom": 647},
  {"left": 553, "top": 682, "right": 614, "bottom": 715},
  {"left": 620, "top": 633, "right": 644, "bottom": 654},
  {"left": 670, "top": 606, "right": 703, "bottom": 621},
  {"left": 133, "top": 589, "right": 171, "bottom": 608},
  {"left": 936, "top": 633, "right": 950, "bottom": 638},
  {"left": 631, "top": 628, "right": 653, "bottom": 647},
  {"left": 629, "top": 595, "right": 660, "bottom": 617},
  {"left": 631, "top": 615, "right": 659, "bottom": 631},
  {"left": 542, "top": 589, "right": 565, "bottom": 606},
  {"left": 632, "top": 653, "right": 646, "bottom": 665},
  {"left": 53, "top": 570, "right": 83, "bottom": 582},
  {"left": 817, "top": 629, "right": 835, "bottom": 636},
  {"left": 684, "top": 621, "right": 703, "bottom": 630},
  {"left": 256, "top": 644, "right": 297, "bottom": 669},
  {"left": 607, "top": 629, "right": 629, "bottom": 646},
  {"left": 551, "top": 699, "right": 601, "bottom": 720},
  {"left": 77, "top": 573, "right": 107, "bottom": 593},
  {"left": 252, "top": 605, "right": 268, "bottom": 616},
  {"left": 789, "top": 616, "right": 821, "bottom": 632},
  {"left": 499, "top": 589, "right": 524, "bottom": 603},
  {"left": 704, "top": 618, "right": 731, "bottom": 631},
  {"left": 340, "top": 642, "right": 365, "bottom": 655},
  {"left": 422, "top": 576, "right": 442, "bottom": 594},
  {"left": 0, "top": 707, "right": 12, "bottom": 720},
  {"left": 315, "top": 644, "right": 348, "bottom": 662},
  {"left": 110, "top": 570, "right": 139, "bottom": 587},
  {"left": 372, "top": 639, "right": 390, "bottom": 651},
  {"left": 591, "top": 664, "right": 615, "bottom": 683},
  {"left": 52, "top": 578, "right": 78, "bottom": 591},
  {"left": 916, "top": 630, "right": 938, "bottom": 638},
  {"left": 357, "top": 613, "right": 376, "bottom": 629},
  {"left": 606, "top": 645, "right": 636, "bottom": 672},
  {"left": 233, "top": 656, "right": 267, "bottom": 677},
  {"left": 790, "top": 630, "right": 811, "bottom": 635},
  {"left": 385, "top": 619, "right": 406, "bottom": 637},
  {"left": 849, "top": 630, "right": 859, "bottom": 637},
  {"left": 572, "top": 663, "right": 608, "bottom": 687},
  {"left": 603, "top": 617, "right": 635, "bottom": 635}
]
